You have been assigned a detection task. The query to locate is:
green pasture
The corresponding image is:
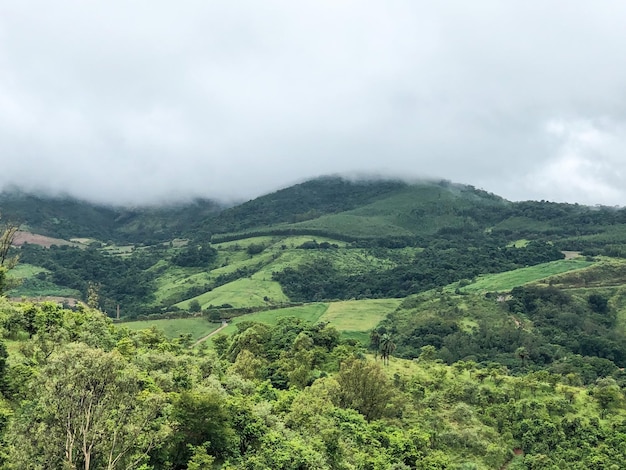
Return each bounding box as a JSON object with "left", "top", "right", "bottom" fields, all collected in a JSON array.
[
  {"left": 266, "top": 236, "right": 349, "bottom": 249},
  {"left": 120, "top": 317, "right": 220, "bottom": 341},
  {"left": 213, "top": 236, "right": 278, "bottom": 250},
  {"left": 455, "top": 258, "right": 595, "bottom": 293},
  {"left": 7, "top": 264, "right": 81, "bottom": 298},
  {"left": 208, "top": 298, "right": 400, "bottom": 345},
  {"left": 507, "top": 239, "right": 530, "bottom": 248},
  {"left": 215, "top": 303, "right": 330, "bottom": 338},
  {"left": 151, "top": 265, "right": 213, "bottom": 304},
  {"left": 319, "top": 298, "right": 401, "bottom": 332},
  {"left": 177, "top": 277, "right": 289, "bottom": 310},
  {"left": 547, "top": 257, "right": 626, "bottom": 289},
  {"left": 6, "top": 264, "right": 48, "bottom": 278}
]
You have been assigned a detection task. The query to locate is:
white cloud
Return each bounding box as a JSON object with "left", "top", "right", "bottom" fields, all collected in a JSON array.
[
  {"left": 2, "top": 1, "right": 626, "bottom": 205},
  {"left": 522, "top": 119, "right": 626, "bottom": 204}
]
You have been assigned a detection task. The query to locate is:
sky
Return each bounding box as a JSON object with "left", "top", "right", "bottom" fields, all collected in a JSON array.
[{"left": 2, "top": 1, "right": 626, "bottom": 206}]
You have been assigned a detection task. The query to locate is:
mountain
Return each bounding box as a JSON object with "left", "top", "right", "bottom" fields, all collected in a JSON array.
[
  {"left": 4, "top": 175, "right": 626, "bottom": 318},
  {"left": 4, "top": 178, "right": 626, "bottom": 469},
  {"left": 0, "top": 190, "right": 224, "bottom": 244}
]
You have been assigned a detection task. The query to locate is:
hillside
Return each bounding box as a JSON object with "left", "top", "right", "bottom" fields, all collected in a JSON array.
[
  {"left": 4, "top": 177, "right": 626, "bottom": 468},
  {"left": 0, "top": 190, "right": 223, "bottom": 243},
  {"left": 4, "top": 176, "right": 626, "bottom": 316},
  {"left": 0, "top": 298, "right": 625, "bottom": 469}
]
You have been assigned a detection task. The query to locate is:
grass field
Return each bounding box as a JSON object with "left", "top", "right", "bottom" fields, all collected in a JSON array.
[
  {"left": 214, "top": 303, "right": 330, "bottom": 338},
  {"left": 121, "top": 317, "right": 221, "bottom": 341},
  {"left": 207, "top": 298, "right": 400, "bottom": 346},
  {"left": 455, "top": 258, "right": 595, "bottom": 293},
  {"left": 176, "top": 277, "right": 289, "bottom": 310},
  {"left": 121, "top": 297, "right": 398, "bottom": 347},
  {"left": 7, "top": 264, "right": 82, "bottom": 298},
  {"left": 160, "top": 235, "right": 404, "bottom": 311},
  {"left": 6, "top": 264, "right": 48, "bottom": 278},
  {"left": 318, "top": 298, "right": 401, "bottom": 332}
]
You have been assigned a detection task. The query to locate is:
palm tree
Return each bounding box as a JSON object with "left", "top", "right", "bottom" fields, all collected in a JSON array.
[{"left": 379, "top": 333, "right": 396, "bottom": 366}]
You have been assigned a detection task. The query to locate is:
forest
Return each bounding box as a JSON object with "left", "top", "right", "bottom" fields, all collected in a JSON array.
[{"left": 0, "top": 299, "right": 625, "bottom": 469}]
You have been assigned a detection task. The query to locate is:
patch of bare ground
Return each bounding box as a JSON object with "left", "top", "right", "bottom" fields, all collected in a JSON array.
[
  {"left": 12, "top": 231, "right": 78, "bottom": 248},
  {"left": 500, "top": 448, "right": 524, "bottom": 469},
  {"left": 561, "top": 250, "right": 581, "bottom": 259}
]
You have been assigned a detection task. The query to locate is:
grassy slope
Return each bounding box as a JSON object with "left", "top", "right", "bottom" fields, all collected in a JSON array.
[
  {"left": 178, "top": 278, "right": 289, "bottom": 309},
  {"left": 319, "top": 299, "right": 402, "bottom": 344},
  {"left": 166, "top": 234, "right": 406, "bottom": 310},
  {"left": 454, "top": 257, "right": 595, "bottom": 293},
  {"left": 202, "top": 298, "right": 400, "bottom": 345},
  {"left": 121, "top": 317, "right": 221, "bottom": 341},
  {"left": 7, "top": 264, "right": 82, "bottom": 298},
  {"left": 215, "top": 303, "right": 330, "bottom": 338},
  {"left": 241, "top": 182, "right": 506, "bottom": 240}
]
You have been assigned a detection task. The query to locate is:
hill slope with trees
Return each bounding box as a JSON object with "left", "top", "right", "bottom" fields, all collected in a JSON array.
[{"left": 3, "top": 177, "right": 626, "bottom": 468}]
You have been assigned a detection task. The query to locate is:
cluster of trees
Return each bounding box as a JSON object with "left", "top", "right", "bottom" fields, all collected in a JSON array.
[
  {"left": 172, "top": 243, "right": 218, "bottom": 267},
  {"left": 382, "top": 286, "right": 626, "bottom": 386},
  {"left": 0, "top": 217, "right": 19, "bottom": 296},
  {"left": 18, "top": 244, "right": 159, "bottom": 316},
  {"left": 273, "top": 241, "right": 564, "bottom": 302},
  {"left": 0, "top": 298, "right": 626, "bottom": 468}
]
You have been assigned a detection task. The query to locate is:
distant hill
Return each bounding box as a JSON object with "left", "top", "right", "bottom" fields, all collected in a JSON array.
[
  {"left": 0, "top": 191, "right": 223, "bottom": 243},
  {"left": 201, "top": 176, "right": 409, "bottom": 237},
  {"left": 5, "top": 175, "right": 626, "bottom": 317}
]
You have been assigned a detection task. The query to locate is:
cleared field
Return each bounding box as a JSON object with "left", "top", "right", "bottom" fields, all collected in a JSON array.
[
  {"left": 318, "top": 299, "right": 401, "bottom": 332},
  {"left": 177, "top": 277, "right": 289, "bottom": 310},
  {"left": 216, "top": 303, "right": 330, "bottom": 338},
  {"left": 7, "top": 264, "right": 82, "bottom": 298},
  {"left": 6, "top": 264, "right": 48, "bottom": 278},
  {"left": 456, "top": 258, "right": 594, "bottom": 293},
  {"left": 121, "top": 317, "right": 220, "bottom": 340}
]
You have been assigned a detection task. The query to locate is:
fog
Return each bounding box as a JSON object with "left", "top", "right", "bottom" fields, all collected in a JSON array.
[{"left": 2, "top": 1, "right": 626, "bottom": 205}]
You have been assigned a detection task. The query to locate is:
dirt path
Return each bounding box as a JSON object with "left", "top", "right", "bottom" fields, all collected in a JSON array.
[
  {"left": 499, "top": 449, "right": 524, "bottom": 470},
  {"left": 192, "top": 321, "right": 228, "bottom": 347}
]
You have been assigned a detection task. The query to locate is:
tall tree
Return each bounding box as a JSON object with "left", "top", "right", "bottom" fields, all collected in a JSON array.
[
  {"left": 335, "top": 358, "right": 393, "bottom": 421},
  {"left": 0, "top": 216, "right": 19, "bottom": 295},
  {"left": 7, "top": 343, "right": 166, "bottom": 470},
  {"left": 379, "top": 333, "right": 396, "bottom": 366}
]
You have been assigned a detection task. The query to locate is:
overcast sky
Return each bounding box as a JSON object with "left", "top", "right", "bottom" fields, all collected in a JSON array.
[{"left": 2, "top": 1, "right": 626, "bottom": 206}]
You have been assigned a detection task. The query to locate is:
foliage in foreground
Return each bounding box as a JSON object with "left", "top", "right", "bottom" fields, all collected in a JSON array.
[{"left": 0, "top": 299, "right": 625, "bottom": 469}]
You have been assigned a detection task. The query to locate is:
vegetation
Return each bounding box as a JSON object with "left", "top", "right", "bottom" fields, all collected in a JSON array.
[
  {"left": 0, "top": 299, "right": 624, "bottom": 468},
  {"left": 122, "top": 317, "right": 222, "bottom": 342},
  {"left": 4, "top": 176, "right": 626, "bottom": 467},
  {"left": 0, "top": 216, "right": 19, "bottom": 295}
]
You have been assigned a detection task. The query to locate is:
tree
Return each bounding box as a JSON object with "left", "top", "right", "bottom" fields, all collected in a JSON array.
[
  {"left": 189, "top": 299, "right": 201, "bottom": 313},
  {"left": 379, "top": 333, "right": 396, "bottom": 366},
  {"left": 0, "top": 216, "right": 19, "bottom": 295},
  {"left": 8, "top": 343, "right": 166, "bottom": 470},
  {"left": 592, "top": 377, "right": 622, "bottom": 419},
  {"left": 335, "top": 358, "right": 393, "bottom": 421},
  {"left": 166, "top": 389, "right": 237, "bottom": 467},
  {"left": 86, "top": 281, "right": 101, "bottom": 310}
]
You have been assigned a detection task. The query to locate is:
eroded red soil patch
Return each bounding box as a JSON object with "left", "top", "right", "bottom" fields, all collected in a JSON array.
[{"left": 12, "top": 231, "right": 76, "bottom": 248}]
